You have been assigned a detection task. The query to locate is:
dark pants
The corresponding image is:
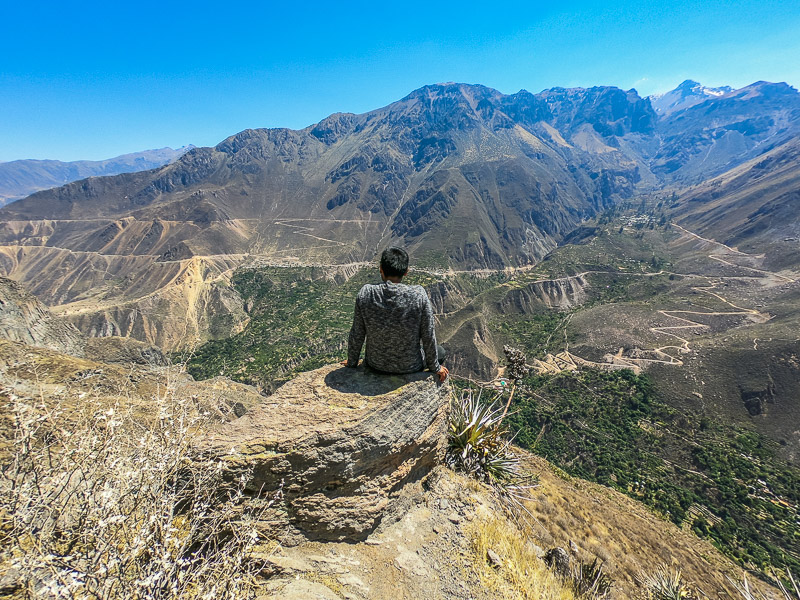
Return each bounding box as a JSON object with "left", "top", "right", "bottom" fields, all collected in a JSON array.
[
  {"left": 367, "top": 344, "right": 447, "bottom": 374},
  {"left": 436, "top": 344, "right": 447, "bottom": 366}
]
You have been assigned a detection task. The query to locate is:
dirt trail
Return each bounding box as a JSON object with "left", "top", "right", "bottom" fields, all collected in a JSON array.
[
  {"left": 643, "top": 282, "right": 769, "bottom": 366},
  {"left": 565, "top": 225, "right": 792, "bottom": 373},
  {"left": 707, "top": 254, "right": 796, "bottom": 283},
  {"left": 274, "top": 220, "right": 350, "bottom": 245},
  {"left": 481, "top": 224, "right": 796, "bottom": 379},
  {"left": 670, "top": 223, "right": 749, "bottom": 255}
]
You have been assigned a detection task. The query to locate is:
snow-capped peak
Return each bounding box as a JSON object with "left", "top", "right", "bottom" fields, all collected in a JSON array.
[{"left": 649, "top": 80, "right": 734, "bottom": 115}]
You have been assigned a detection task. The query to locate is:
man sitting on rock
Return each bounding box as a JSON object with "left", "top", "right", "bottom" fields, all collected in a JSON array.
[{"left": 343, "top": 247, "right": 449, "bottom": 383}]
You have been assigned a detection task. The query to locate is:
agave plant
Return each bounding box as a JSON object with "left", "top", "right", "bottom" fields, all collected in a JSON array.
[
  {"left": 570, "top": 558, "right": 612, "bottom": 599},
  {"left": 446, "top": 389, "right": 520, "bottom": 487},
  {"left": 639, "top": 567, "right": 695, "bottom": 599}
]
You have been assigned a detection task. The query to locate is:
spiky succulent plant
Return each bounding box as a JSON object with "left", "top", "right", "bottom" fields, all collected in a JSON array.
[
  {"left": 446, "top": 389, "right": 520, "bottom": 487},
  {"left": 639, "top": 567, "right": 695, "bottom": 599}
]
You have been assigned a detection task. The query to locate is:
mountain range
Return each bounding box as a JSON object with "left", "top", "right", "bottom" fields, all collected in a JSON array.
[
  {"left": 0, "top": 146, "right": 193, "bottom": 207},
  {"left": 0, "top": 80, "right": 798, "bottom": 350}
]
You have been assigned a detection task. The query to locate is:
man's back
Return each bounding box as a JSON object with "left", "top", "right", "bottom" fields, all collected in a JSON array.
[{"left": 347, "top": 280, "right": 440, "bottom": 374}]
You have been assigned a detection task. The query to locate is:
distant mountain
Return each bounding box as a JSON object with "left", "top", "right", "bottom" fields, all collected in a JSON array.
[
  {"left": 1, "top": 84, "right": 657, "bottom": 270},
  {"left": 1, "top": 80, "right": 799, "bottom": 350},
  {"left": 649, "top": 79, "right": 733, "bottom": 115},
  {"left": 671, "top": 136, "right": 800, "bottom": 269},
  {"left": 0, "top": 146, "right": 194, "bottom": 207},
  {"left": 652, "top": 81, "right": 800, "bottom": 182}
]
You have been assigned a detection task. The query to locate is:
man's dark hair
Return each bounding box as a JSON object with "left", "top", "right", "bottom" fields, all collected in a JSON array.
[{"left": 380, "top": 247, "right": 409, "bottom": 278}]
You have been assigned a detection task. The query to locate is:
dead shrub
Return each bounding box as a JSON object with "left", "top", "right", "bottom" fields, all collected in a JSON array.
[{"left": 0, "top": 384, "right": 277, "bottom": 600}]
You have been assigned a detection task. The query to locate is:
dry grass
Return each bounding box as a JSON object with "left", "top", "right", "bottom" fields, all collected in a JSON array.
[
  {"left": 467, "top": 515, "right": 576, "bottom": 600},
  {"left": 517, "top": 452, "right": 782, "bottom": 599},
  {"left": 729, "top": 570, "right": 800, "bottom": 600}
]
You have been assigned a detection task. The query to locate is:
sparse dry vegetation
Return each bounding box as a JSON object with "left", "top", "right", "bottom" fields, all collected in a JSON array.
[
  {"left": 467, "top": 516, "right": 576, "bottom": 600},
  {"left": 566, "top": 559, "right": 612, "bottom": 599},
  {"left": 0, "top": 380, "right": 276, "bottom": 599},
  {"left": 730, "top": 570, "right": 800, "bottom": 600}
]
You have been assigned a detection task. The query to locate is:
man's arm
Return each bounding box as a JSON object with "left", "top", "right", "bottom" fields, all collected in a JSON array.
[
  {"left": 419, "top": 292, "right": 443, "bottom": 377},
  {"left": 346, "top": 295, "right": 366, "bottom": 367}
]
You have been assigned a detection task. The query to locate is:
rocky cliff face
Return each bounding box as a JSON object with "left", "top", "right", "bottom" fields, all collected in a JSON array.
[
  {"left": 0, "top": 276, "right": 172, "bottom": 368},
  {"left": 199, "top": 363, "right": 448, "bottom": 543},
  {"left": 499, "top": 274, "right": 588, "bottom": 312},
  {"left": 0, "top": 276, "right": 85, "bottom": 356}
]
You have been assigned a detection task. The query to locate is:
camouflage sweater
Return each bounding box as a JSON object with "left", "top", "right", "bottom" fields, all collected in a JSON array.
[{"left": 347, "top": 281, "right": 440, "bottom": 373}]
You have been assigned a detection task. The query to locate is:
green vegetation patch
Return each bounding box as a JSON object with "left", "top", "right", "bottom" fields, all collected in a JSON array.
[
  {"left": 502, "top": 369, "right": 800, "bottom": 574},
  {"left": 185, "top": 266, "right": 447, "bottom": 392},
  {"left": 186, "top": 266, "right": 371, "bottom": 391},
  {"left": 492, "top": 312, "right": 566, "bottom": 359}
]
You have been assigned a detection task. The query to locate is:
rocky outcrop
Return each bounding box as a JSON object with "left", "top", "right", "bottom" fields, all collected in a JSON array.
[
  {"left": 200, "top": 363, "right": 449, "bottom": 543},
  {"left": 499, "top": 274, "right": 588, "bottom": 312},
  {"left": 0, "top": 276, "right": 85, "bottom": 356},
  {"left": 84, "top": 336, "right": 169, "bottom": 367}
]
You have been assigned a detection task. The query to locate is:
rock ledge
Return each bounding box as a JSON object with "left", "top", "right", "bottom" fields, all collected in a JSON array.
[{"left": 200, "top": 363, "right": 448, "bottom": 542}]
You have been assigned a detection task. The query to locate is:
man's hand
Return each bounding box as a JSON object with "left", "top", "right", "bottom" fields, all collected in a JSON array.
[
  {"left": 437, "top": 365, "right": 449, "bottom": 383},
  {"left": 341, "top": 359, "right": 357, "bottom": 367}
]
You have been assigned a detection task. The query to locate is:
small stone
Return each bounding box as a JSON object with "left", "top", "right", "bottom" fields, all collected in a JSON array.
[
  {"left": 438, "top": 498, "right": 450, "bottom": 510},
  {"left": 258, "top": 554, "right": 313, "bottom": 574},
  {"left": 448, "top": 513, "right": 461, "bottom": 524},
  {"left": 337, "top": 573, "right": 367, "bottom": 589},
  {"left": 527, "top": 541, "right": 545, "bottom": 558},
  {"left": 487, "top": 549, "right": 503, "bottom": 569},
  {"left": 0, "top": 568, "right": 22, "bottom": 594}
]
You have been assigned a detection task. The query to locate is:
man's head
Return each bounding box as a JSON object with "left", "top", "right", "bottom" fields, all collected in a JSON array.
[{"left": 380, "top": 247, "right": 409, "bottom": 280}]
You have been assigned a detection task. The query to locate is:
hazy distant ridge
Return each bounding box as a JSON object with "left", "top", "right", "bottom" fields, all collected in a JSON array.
[{"left": 0, "top": 146, "right": 194, "bottom": 206}]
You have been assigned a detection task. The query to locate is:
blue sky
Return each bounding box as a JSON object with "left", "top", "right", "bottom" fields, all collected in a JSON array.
[{"left": 2, "top": 0, "right": 799, "bottom": 161}]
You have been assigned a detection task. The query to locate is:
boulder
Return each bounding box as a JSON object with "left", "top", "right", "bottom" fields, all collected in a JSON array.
[{"left": 200, "top": 363, "right": 449, "bottom": 543}]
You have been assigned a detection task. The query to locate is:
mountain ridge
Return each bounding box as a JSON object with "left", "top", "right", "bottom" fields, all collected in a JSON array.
[
  {"left": 649, "top": 79, "right": 734, "bottom": 115},
  {"left": 0, "top": 146, "right": 194, "bottom": 207}
]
